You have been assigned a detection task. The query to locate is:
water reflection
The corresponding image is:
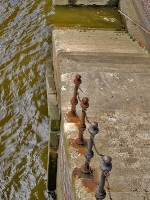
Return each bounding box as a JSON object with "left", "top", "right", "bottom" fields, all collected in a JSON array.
[{"left": 0, "top": 0, "right": 123, "bottom": 199}]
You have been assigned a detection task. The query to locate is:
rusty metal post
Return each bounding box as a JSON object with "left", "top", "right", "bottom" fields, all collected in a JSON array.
[
  {"left": 70, "top": 74, "right": 82, "bottom": 116},
  {"left": 76, "top": 97, "right": 89, "bottom": 145},
  {"left": 81, "top": 121, "right": 99, "bottom": 173},
  {"left": 95, "top": 156, "right": 112, "bottom": 200}
]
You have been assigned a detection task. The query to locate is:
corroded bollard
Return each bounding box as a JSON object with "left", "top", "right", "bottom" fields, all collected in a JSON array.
[
  {"left": 70, "top": 74, "right": 82, "bottom": 116},
  {"left": 95, "top": 156, "right": 112, "bottom": 200},
  {"left": 76, "top": 97, "right": 89, "bottom": 145},
  {"left": 81, "top": 121, "right": 99, "bottom": 173}
]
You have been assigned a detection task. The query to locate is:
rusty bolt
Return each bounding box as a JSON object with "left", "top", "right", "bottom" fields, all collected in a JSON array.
[{"left": 74, "top": 74, "right": 82, "bottom": 85}]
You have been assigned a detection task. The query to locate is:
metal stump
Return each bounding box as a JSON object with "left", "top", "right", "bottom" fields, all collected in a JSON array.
[
  {"left": 81, "top": 121, "right": 99, "bottom": 173},
  {"left": 76, "top": 97, "right": 89, "bottom": 145},
  {"left": 95, "top": 156, "right": 112, "bottom": 200}
]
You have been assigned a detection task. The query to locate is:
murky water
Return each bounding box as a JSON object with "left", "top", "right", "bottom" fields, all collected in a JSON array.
[{"left": 0, "top": 1, "right": 123, "bottom": 199}]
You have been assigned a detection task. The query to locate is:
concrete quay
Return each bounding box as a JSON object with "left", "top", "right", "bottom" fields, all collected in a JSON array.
[{"left": 51, "top": 28, "right": 150, "bottom": 200}]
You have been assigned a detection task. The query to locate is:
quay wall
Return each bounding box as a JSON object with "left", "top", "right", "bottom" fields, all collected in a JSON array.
[{"left": 119, "top": 0, "right": 150, "bottom": 52}]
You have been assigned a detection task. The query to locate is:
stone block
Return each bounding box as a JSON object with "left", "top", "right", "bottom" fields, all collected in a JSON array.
[
  {"left": 49, "top": 105, "right": 60, "bottom": 131},
  {"left": 46, "top": 75, "right": 56, "bottom": 94},
  {"left": 50, "top": 131, "right": 59, "bottom": 148},
  {"left": 47, "top": 150, "right": 58, "bottom": 191},
  {"left": 47, "top": 93, "right": 57, "bottom": 105},
  {"left": 47, "top": 93, "right": 58, "bottom": 116},
  {"left": 46, "top": 62, "right": 53, "bottom": 76}
]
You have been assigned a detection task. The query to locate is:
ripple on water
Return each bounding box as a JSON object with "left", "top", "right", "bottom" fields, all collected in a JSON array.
[{"left": 1, "top": 0, "right": 50, "bottom": 199}]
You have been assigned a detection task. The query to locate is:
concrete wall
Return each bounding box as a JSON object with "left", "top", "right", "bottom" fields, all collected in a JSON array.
[
  {"left": 53, "top": 0, "right": 119, "bottom": 6},
  {"left": 119, "top": 0, "right": 150, "bottom": 52},
  {"left": 56, "top": 121, "right": 76, "bottom": 200}
]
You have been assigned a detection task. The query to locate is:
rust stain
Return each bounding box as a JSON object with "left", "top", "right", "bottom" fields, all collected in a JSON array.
[
  {"left": 78, "top": 146, "right": 86, "bottom": 155},
  {"left": 67, "top": 111, "right": 79, "bottom": 125},
  {"left": 68, "top": 139, "right": 87, "bottom": 155},
  {"left": 72, "top": 167, "right": 81, "bottom": 177},
  {"left": 72, "top": 168, "right": 98, "bottom": 193},
  {"left": 81, "top": 178, "right": 97, "bottom": 192}
]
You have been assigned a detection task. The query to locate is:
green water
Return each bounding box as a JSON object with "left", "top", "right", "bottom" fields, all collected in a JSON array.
[
  {"left": 0, "top": 0, "right": 123, "bottom": 199},
  {"left": 48, "top": 6, "right": 123, "bottom": 29}
]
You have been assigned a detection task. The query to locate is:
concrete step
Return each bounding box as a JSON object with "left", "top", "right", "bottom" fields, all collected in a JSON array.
[
  {"left": 59, "top": 53, "right": 150, "bottom": 113},
  {"left": 53, "top": 28, "right": 147, "bottom": 54},
  {"left": 57, "top": 52, "right": 150, "bottom": 72}
]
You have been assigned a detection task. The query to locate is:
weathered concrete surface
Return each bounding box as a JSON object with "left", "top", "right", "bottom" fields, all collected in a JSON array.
[
  {"left": 53, "top": 28, "right": 150, "bottom": 200},
  {"left": 53, "top": 0, "right": 119, "bottom": 6},
  {"left": 119, "top": 0, "right": 150, "bottom": 52}
]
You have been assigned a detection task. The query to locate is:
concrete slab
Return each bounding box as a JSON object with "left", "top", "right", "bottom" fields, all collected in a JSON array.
[
  {"left": 52, "top": 28, "right": 150, "bottom": 200},
  {"left": 52, "top": 28, "right": 146, "bottom": 54}
]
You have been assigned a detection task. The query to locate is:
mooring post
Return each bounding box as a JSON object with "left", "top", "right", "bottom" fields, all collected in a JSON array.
[
  {"left": 95, "top": 156, "right": 112, "bottom": 200},
  {"left": 81, "top": 121, "right": 99, "bottom": 173},
  {"left": 76, "top": 97, "right": 89, "bottom": 145},
  {"left": 70, "top": 74, "right": 82, "bottom": 116}
]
